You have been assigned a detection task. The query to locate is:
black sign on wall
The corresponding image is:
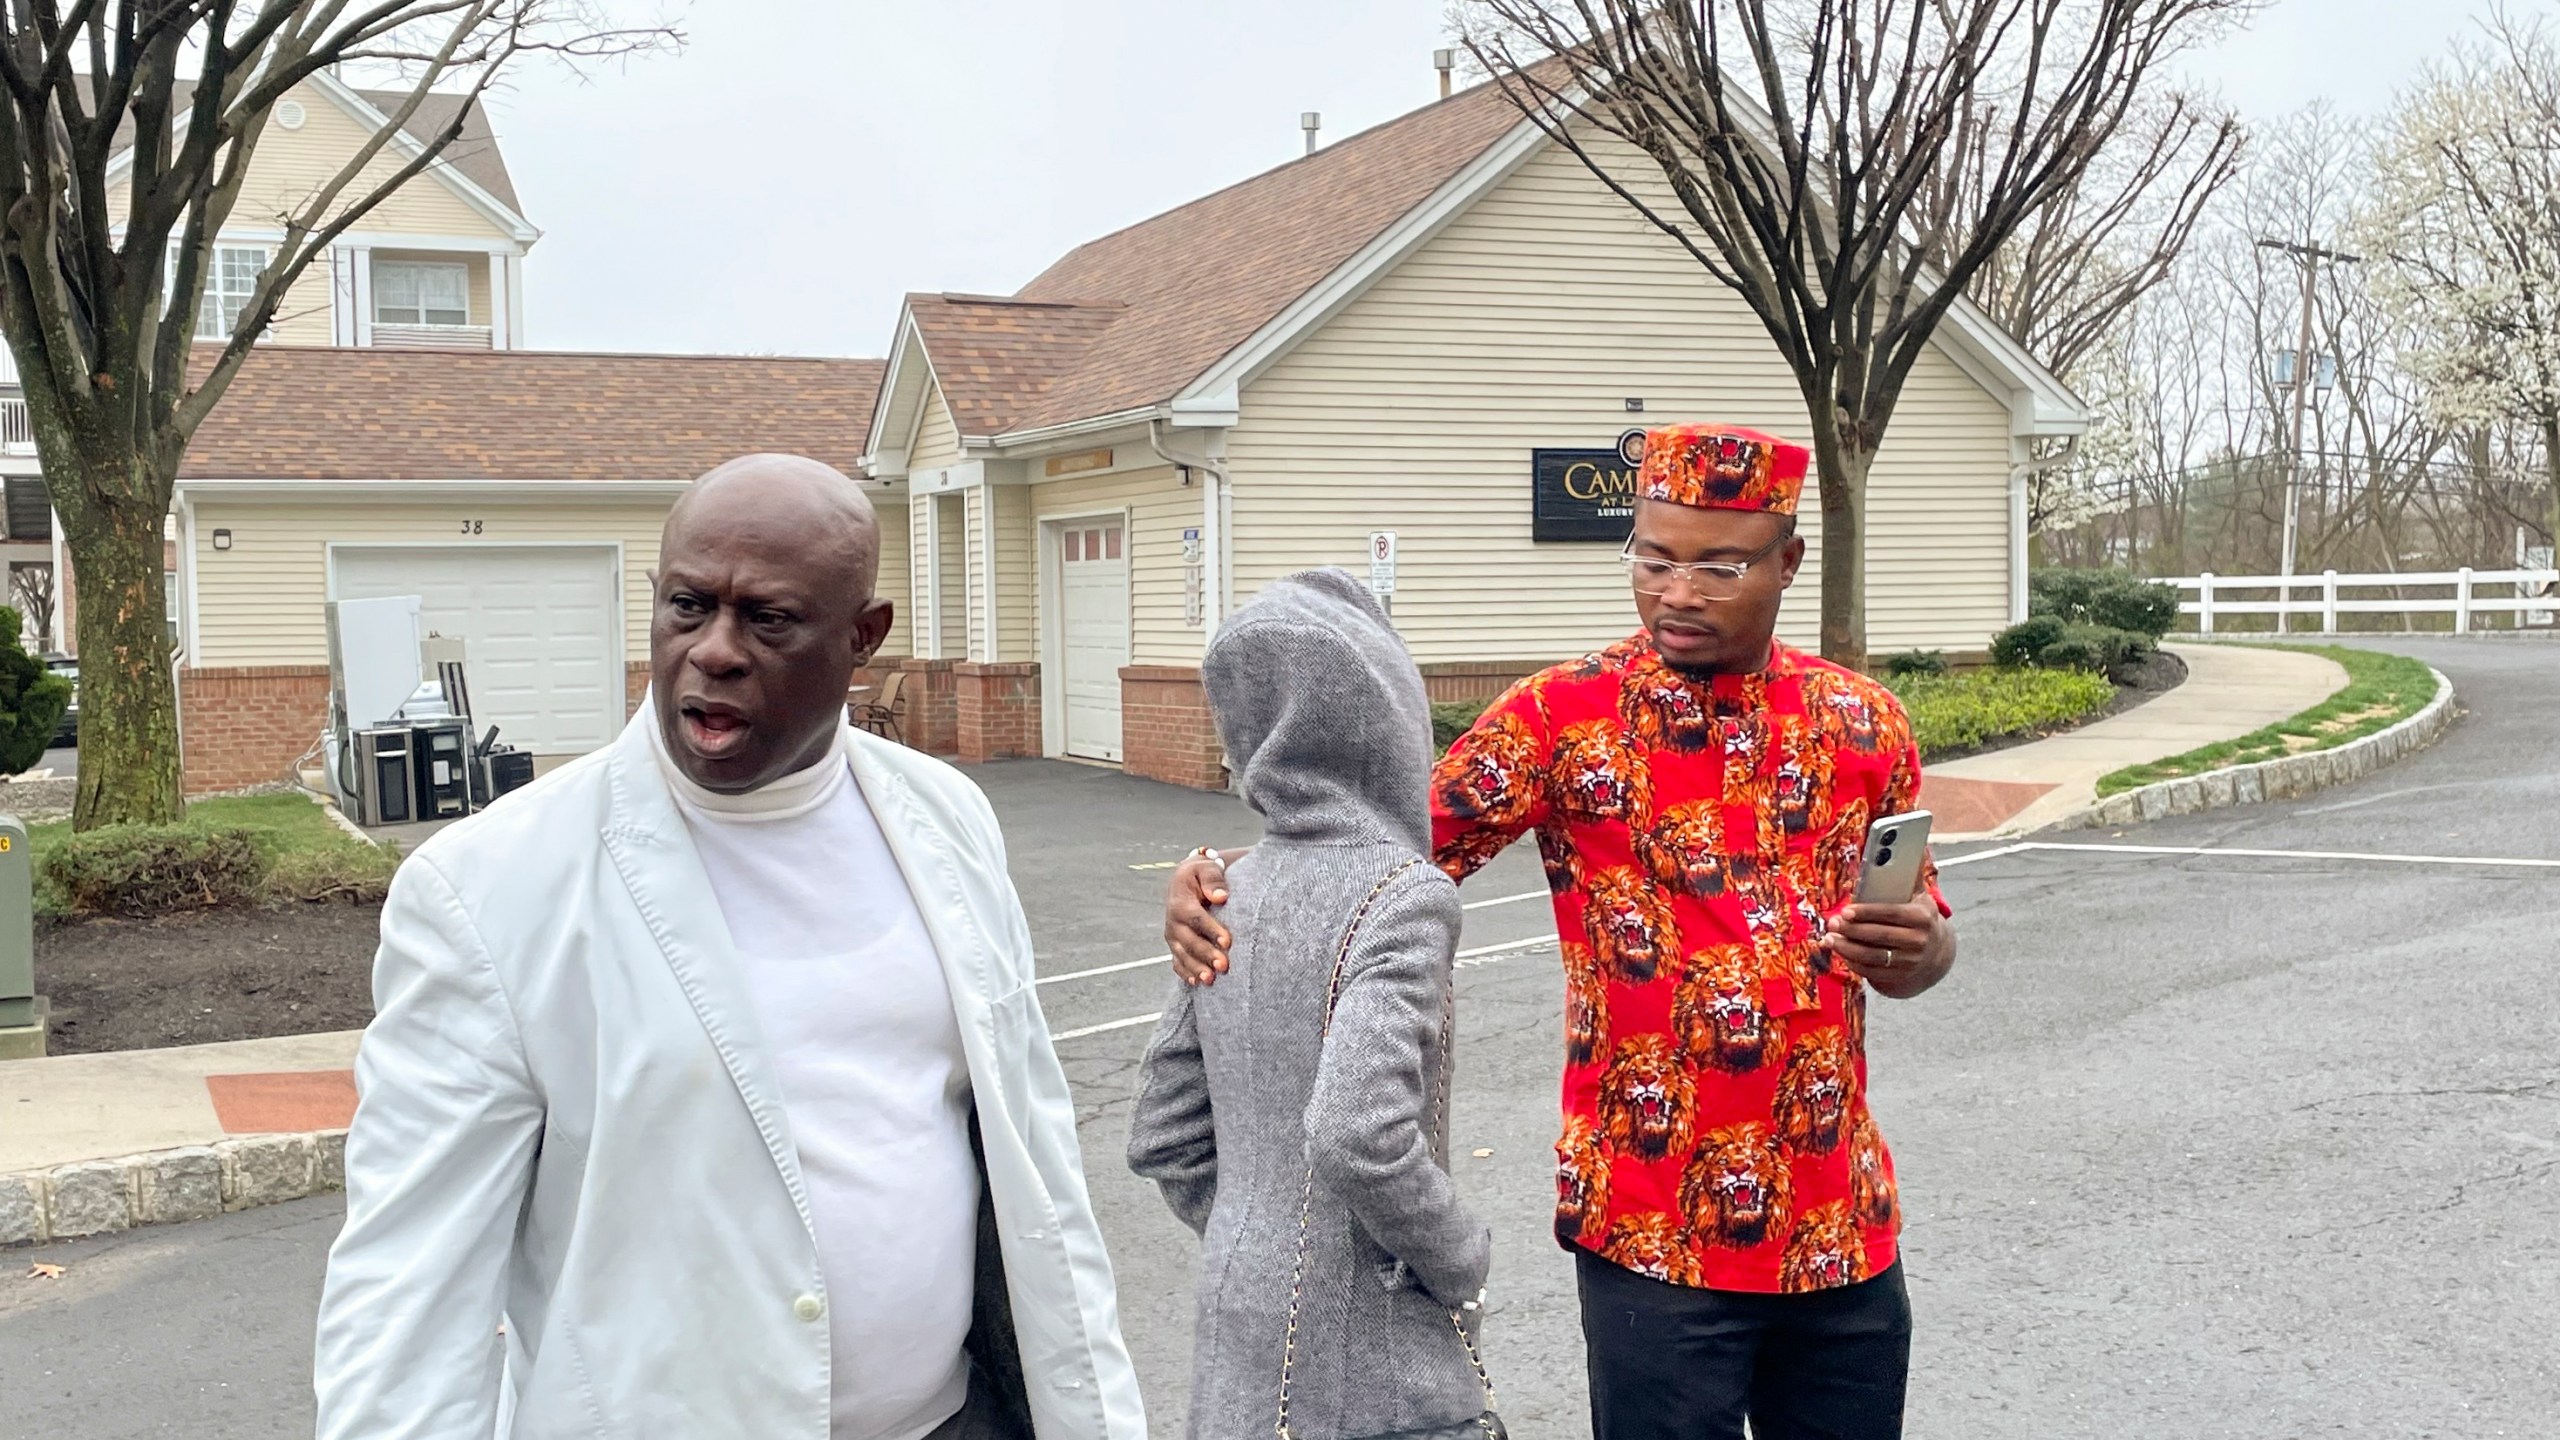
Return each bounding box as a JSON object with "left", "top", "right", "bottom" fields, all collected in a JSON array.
[{"left": 1531, "top": 447, "right": 1641, "bottom": 542}]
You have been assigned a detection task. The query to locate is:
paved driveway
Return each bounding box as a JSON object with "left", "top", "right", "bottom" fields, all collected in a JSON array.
[{"left": 3, "top": 637, "right": 2553, "bottom": 1438}]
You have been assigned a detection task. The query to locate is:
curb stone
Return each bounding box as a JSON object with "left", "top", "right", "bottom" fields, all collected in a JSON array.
[
  {"left": 2064, "top": 667, "right": 2456, "bottom": 832},
  {"left": 0, "top": 1129, "right": 349, "bottom": 1247}
]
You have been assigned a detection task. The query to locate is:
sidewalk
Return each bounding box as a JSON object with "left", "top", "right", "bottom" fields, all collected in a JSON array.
[
  {"left": 1, "top": 1031, "right": 361, "bottom": 1176},
  {"left": 1920, "top": 642, "right": 2349, "bottom": 840}
]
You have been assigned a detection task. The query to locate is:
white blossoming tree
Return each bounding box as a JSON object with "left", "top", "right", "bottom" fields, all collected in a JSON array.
[{"left": 2357, "top": 13, "right": 2560, "bottom": 554}]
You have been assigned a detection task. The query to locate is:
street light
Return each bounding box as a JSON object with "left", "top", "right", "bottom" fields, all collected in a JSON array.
[{"left": 2257, "top": 236, "right": 2362, "bottom": 633}]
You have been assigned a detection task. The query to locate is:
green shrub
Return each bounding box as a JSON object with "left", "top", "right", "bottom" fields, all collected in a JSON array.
[
  {"left": 265, "top": 843, "right": 402, "bottom": 905},
  {"left": 2030, "top": 568, "right": 2178, "bottom": 639},
  {"left": 0, "top": 604, "right": 69, "bottom": 774},
  {"left": 1432, "top": 699, "right": 1492, "bottom": 751},
  {"left": 1881, "top": 649, "right": 1948, "bottom": 679},
  {"left": 1888, "top": 667, "right": 2116, "bottom": 758},
  {"left": 46, "top": 824, "right": 266, "bottom": 916},
  {"left": 1990, "top": 615, "right": 2066, "bottom": 668}
]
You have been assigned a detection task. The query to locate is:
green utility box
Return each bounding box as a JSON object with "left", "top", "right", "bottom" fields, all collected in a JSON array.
[{"left": 0, "top": 814, "right": 41, "bottom": 1059}]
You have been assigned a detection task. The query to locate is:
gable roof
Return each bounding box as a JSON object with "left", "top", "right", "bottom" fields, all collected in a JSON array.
[
  {"left": 883, "top": 69, "right": 2084, "bottom": 452},
  {"left": 877, "top": 75, "right": 1531, "bottom": 453},
  {"left": 180, "top": 347, "right": 883, "bottom": 482},
  {"left": 106, "top": 73, "right": 530, "bottom": 234},
  {"left": 903, "top": 293, "right": 1128, "bottom": 438}
]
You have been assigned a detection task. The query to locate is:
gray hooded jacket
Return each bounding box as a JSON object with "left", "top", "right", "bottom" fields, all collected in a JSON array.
[{"left": 1129, "top": 568, "right": 1492, "bottom": 1440}]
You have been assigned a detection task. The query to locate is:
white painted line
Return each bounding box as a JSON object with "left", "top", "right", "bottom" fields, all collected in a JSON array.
[
  {"left": 2013, "top": 841, "right": 2560, "bottom": 870},
  {"left": 1037, "top": 954, "right": 1169, "bottom": 987},
  {"left": 1457, "top": 935, "right": 1555, "bottom": 966},
  {"left": 1036, "top": 889, "right": 1552, "bottom": 990},
  {"left": 1051, "top": 1011, "right": 1164, "bottom": 1042},
  {"left": 1936, "top": 842, "right": 2036, "bottom": 868}
]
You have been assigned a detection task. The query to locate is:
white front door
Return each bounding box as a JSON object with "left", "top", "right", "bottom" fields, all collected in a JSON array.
[
  {"left": 1058, "top": 521, "right": 1127, "bottom": 761},
  {"left": 331, "top": 544, "right": 621, "bottom": 754}
]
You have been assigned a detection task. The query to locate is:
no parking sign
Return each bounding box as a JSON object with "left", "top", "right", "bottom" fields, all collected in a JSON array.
[{"left": 1367, "top": 530, "right": 1398, "bottom": 598}]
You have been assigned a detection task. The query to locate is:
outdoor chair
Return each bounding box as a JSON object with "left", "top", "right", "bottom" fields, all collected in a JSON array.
[{"left": 850, "top": 669, "right": 906, "bottom": 745}]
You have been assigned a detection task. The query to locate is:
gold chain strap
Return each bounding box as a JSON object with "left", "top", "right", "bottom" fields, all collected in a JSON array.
[{"left": 1276, "top": 858, "right": 1498, "bottom": 1440}]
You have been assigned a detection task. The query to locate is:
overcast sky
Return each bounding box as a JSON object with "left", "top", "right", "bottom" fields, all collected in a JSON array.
[{"left": 484, "top": 0, "right": 2557, "bottom": 359}]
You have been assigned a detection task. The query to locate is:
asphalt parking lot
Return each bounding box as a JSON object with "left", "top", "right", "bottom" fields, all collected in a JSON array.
[{"left": 3, "top": 636, "right": 2553, "bottom": 1438}]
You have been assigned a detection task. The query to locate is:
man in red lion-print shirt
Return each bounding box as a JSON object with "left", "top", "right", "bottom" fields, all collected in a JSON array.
[{"left": 1163, "top": 423, "right": 1956, "bottom": 1440}]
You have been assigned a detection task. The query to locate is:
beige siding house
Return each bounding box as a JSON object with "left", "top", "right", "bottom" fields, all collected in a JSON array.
[
  {"left": 863, "top": 77, "right": 2083, "bottom": 788},
  {"left": 170, "top": 349, "right": 883, "bottom": 795}
]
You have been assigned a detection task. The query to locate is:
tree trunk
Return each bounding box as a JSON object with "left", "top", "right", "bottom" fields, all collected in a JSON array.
[
  {"left": 2543, "top": 414, "right": 2560, "bottom": 561},
  {"left": 1809, "top": 427, "right": 1874, "bottom": 671},
  {"left": 65, "top": 477, "right": 183, "bottom": 827}
]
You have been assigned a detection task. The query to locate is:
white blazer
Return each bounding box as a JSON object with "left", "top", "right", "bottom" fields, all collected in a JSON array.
[{"left": 314, "top": 711, "right": 1145, "bottom": 1440}]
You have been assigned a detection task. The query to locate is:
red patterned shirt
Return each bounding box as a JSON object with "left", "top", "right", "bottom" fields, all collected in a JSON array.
[{"left": 1429, "top": 632, "right": 1944, "bottom": 1294}]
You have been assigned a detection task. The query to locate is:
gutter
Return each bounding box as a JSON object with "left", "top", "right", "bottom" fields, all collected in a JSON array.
[{"left": 1146, "top": 419, "right": 1231, "bottom": 639}]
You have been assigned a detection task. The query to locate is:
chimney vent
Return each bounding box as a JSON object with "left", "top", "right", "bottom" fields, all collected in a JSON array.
[
  {"left": 1300, "top": 111, "right": 1321, "bottom": 156},
  {"left": 1435, "top": 48, "right": 1456, "bottom": 100}
]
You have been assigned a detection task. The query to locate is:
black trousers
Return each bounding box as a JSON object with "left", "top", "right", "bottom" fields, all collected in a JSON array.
[{"left": 1576, "top": 1250, "right": 1911, "bottom": 1440}]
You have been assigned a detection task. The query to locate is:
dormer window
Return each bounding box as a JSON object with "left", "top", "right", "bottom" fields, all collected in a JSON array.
[{"left": 374, "top": 260, "right": 469, "bottom": 327}]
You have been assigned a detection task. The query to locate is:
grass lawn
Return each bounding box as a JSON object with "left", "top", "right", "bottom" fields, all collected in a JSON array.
[{"left": 2095, "top": 644, "right": 2440, "bottom": 797}]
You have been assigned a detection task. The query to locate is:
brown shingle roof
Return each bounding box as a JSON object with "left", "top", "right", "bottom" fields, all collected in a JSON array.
[
  {"left": 914, "top": 76, "right": 1532, "bottom": 438},
  {"left": 179, "top": 347, "right": 883, "bottom": 482},
  {"left": 905, "top": 293, "right": 1127, "bottom": 436}
]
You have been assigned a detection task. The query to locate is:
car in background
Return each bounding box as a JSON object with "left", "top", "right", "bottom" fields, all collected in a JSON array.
[{"left": 44, "top": 655, "right": 74, "bottom": 746}]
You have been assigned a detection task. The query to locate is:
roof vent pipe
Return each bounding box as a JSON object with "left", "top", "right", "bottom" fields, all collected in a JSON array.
[
  {"left": 1435, "top": 48, "right": 1455, "bottom": 99},
  {"left": 1300, "top": 111, "right": 1320, "bottom": 156}
]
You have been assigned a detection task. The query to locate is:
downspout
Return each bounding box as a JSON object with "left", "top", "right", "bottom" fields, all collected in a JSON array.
[
  {"left": 2008, "top": 435, "right": 2080, "bottom": 623},
  {"left": 1148, "top": 419, "right": 1231, "bottom": 639}
]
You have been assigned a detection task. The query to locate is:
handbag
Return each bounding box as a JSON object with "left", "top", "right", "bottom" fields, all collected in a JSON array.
[{"left": 1276, "top": 858, "right": 1504, "bottom": 1440}]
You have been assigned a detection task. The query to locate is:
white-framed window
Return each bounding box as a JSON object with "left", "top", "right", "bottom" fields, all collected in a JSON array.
[
  {"left": 183, "top": 244, "right": 270, "bottom": 340},
  {"left": 373, "top": 260, "right": 469, "bottom": 327}
]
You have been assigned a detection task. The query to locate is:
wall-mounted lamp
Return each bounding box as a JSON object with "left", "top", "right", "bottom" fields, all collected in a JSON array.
[{"left": 211, "top": 529, "right": 232, "bottom": 551}]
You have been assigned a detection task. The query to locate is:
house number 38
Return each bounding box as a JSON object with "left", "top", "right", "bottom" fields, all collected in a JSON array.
[{"left": 458, "top": 520, "right": 484, "bottom": 534}]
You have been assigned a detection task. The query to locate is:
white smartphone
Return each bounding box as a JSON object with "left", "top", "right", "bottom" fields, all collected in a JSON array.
[{"left": 1855, "top": 810, "right": 1934, "bottom": 904}]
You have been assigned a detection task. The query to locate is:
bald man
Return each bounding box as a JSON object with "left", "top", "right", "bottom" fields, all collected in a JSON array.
[{"left": 316, "top": 456, "right": 1145, "bottom": 1440}]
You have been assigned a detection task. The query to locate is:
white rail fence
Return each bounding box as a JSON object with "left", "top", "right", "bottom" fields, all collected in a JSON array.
[{"left": 2165, "top": 569, "right": 2560, "bottom": 635}]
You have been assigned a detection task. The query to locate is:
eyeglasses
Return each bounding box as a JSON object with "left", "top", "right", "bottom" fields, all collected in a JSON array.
[{"left": 1619, "top": 534, "right": 1787, "bottom": 598}]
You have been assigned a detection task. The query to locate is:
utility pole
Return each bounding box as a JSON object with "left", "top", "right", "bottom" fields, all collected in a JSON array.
[{"left": 2256, "top": 237, "right": 2361, "bottom": 632}]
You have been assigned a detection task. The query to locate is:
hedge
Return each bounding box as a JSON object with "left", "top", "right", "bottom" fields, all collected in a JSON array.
[{"left": 1886, "top": 667, "right": 2115, "bottom": 759}]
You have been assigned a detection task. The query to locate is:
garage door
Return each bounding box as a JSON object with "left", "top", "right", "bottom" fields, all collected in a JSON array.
[
  {"left": 332, "top": 545, "right": 621, "bottom": 754},
  {"left": 1058, "top": 522, "right": 1127, "bottom": 761}
]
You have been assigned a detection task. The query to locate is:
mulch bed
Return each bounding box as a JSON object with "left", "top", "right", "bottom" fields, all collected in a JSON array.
[{"left": 36, "top": 901, "right": 381, "bottom": 1056}]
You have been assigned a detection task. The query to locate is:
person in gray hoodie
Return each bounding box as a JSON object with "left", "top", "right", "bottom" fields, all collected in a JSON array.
[{"left": 1128, "top": 568, "right": 1499, "bottom": 1440}]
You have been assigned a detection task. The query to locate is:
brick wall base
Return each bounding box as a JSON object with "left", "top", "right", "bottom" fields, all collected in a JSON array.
[
  {"left": 180, "top": 666, "right": 331, "bottom": 796},
  {"left": 1419, "top": 660, "right": 1550, "bottom": 704},
  {"left": 1120, "top": 664, "right": 1225, "bottom": 790},
  {"left": 895, "top": 658, "right": 959, "bottom": 755},
  {"left": 625, "top": 661, "right": 649, "bottom": 716},
  {"left": 955, "top": 662, "right": 1040, "bottom": 763}
]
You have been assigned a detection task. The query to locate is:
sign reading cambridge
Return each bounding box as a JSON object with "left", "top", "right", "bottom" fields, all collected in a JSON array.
[{"left": 1531, "top": 442, "right": 1644, "bottom": 542}]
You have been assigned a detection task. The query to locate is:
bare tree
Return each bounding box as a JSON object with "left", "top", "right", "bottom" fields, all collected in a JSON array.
[
  {"left": 0, "top": 3, "right": 673, "bottom": 828},
  {"left": 2357, "top": 10, "right": 2560, "bottom": 561},
  {"left": 1459, "top": 0, "right": 2248, "bottom": 666},
  {"left": 8, "top": 562, "right": 53, "bottom": 647}
]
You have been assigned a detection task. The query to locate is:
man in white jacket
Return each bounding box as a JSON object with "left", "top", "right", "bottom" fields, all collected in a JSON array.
[{"left": 314, "top": 454, "right": 1144, "bottom": 1440}]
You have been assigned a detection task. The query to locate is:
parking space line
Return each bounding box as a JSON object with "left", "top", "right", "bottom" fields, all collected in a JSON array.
[
  {"left": 1051, "top": 1012, "right": 1163, "bottom": 1043},
  {"left": 2001, "top": 841, "right": 2560, "bottom": 870}
]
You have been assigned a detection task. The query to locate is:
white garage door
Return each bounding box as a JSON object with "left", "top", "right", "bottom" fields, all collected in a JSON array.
[
  {"left": 332, "top": 544, "right": 621, "bottom": 754},
  {"left": 1058, "top": 521, "right": 1127, "bottom": 762}
]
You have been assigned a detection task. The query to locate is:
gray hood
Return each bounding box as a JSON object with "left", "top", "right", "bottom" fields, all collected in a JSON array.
[{"left": 1202, "top": 568, "right": 1432, "bottom": 850}]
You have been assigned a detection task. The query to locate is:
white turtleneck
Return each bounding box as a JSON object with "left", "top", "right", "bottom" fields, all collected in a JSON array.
[{"left": 652, "top": 720, "right": 977, "bottom": 1440}]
